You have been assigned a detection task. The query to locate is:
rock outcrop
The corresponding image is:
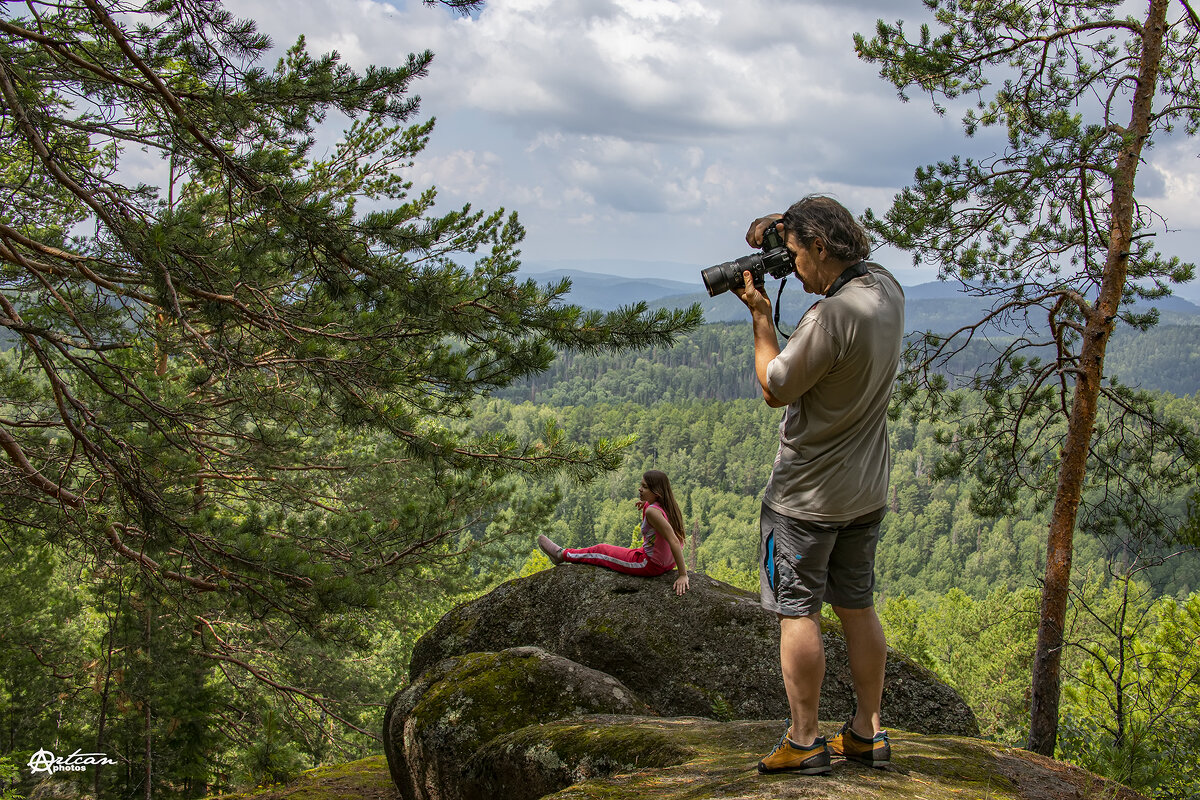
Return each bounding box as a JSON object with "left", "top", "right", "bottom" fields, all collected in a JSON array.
[
  {"left": 385, "top": 566, "right": 1003, "bottom": 800},
  {"left": 408, "top": 565, "right": 977, "bottom": 735},
  {"left": 198, "top": 745, "right": 1149, "bottom": 800},
  {"left": 473, "top": 716, "right": 1147, "bottom": 800}
]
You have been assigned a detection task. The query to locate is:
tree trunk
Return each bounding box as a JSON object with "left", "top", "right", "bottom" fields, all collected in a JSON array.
[
  {"left": 94, "top": 603, "right": 118, "bottom": 800},
  {"left": 144, "top": 599, "right": 153, "bottom": 800},
  {"left": 1026, "top": 0, "right": 1169, "bottom": 756}
]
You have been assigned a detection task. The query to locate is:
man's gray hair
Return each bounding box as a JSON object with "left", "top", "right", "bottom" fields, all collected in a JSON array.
[{"left": 781, "top": 195, "right": 871, "bottom": 263}]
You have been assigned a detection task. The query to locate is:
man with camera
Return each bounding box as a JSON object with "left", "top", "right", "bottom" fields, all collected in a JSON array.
[{"left": 730, "top": 195, "right": 904, "bottom": 776}]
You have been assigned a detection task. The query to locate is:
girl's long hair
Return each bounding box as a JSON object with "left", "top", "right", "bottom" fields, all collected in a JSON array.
[{"left": 643, "top": 470, "right": 685, "bottom": 541}]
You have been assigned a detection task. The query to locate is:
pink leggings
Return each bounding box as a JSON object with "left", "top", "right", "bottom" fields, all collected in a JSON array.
[{"left": 561, "top": 543, "right": 675, "bottom": 577}]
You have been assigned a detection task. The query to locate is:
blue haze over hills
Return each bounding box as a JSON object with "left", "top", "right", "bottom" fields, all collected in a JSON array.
[
  {"left": 521, "top": 267, "right": 1200, "bottom": 329},
  {"left": 518, "top": 267, "right": 1200, "bottom": 396}
]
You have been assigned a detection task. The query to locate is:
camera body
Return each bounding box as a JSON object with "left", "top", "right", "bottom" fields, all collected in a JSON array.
[{"left": 701, "top": 226, "right": 792, "bottom": 297}]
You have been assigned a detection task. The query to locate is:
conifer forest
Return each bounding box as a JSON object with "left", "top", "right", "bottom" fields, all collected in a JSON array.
[{"left": 2, "top": 1, "right": 1199, "bottom": 800}]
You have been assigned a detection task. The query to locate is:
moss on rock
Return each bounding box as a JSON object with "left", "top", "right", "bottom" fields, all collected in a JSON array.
[
  {"left": 215, "top": 725, "right": 1146, "bottom": 800},
  {"left": 514, "top": 718, "right": 1147, "bottom": 800},
  {"left": 201, "top": 756, "right": 396, "bottom": 800},
  {"left": 383, "top": 647, "right": 649, "bottom": 800},
  {"left": 462, "top": 717, "right": 695, "bottom": 800}
]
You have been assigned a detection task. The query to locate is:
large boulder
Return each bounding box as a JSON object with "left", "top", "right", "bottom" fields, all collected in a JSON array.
[
  {"left": 409, "top": 565, "right": 978, "bottom": 736},
  {"left": 383, "top": 646, "right": 650, "bottom": 800}
]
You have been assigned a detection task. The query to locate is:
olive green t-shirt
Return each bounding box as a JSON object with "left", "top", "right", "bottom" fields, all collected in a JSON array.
[{"left": 762, "top": 264, "right": 905, "bottom": 522}]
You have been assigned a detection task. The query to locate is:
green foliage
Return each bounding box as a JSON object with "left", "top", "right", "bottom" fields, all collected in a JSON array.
[
  {"left": 0, "top": 525, "right": 94, "bottom": 764},
  {"left": 238, "top": 711, "right": 307, "bottom": 789},
  {"left": 0, "top": 756, "right": 21, "bottom": 800},
  {"left": 879, "top": 588, "right": 1040, "bottom": 743},
  {"left": 877, "top": 594, "right": 937, "bottom": 671},
  {"left": 876, "top": 580, "right": 1200, "bottom": 798},
  {"left": 517, "top": 549, "right": 554, "bottom": 577},
  {"left": 492, "top": 321, "right": 1200, "bottom": 405},
  {"left": 0, "top": 1, "right": 699, "bottom": 795},
  {"left": 702, "top": 560, "right": 758, "bottom": 594},
  {"left": 707, "top": 693, "right": 736, "bottom": 723},
  {"left": 1058, "top": 587, "right": 1200, "bottom": 798}
]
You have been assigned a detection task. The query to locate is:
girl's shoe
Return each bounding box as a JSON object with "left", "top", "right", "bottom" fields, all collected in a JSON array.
[{"left": 537, "top": 535, "right": 565, "bottom": 565}]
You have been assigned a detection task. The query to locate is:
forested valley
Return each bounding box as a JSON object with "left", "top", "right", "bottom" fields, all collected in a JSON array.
[
  {"left": 477, "top": 321, "right": 1200, "bottom": 798},
  {"left": 5, "top": 319, "right": 1199, "bottom": 799}
]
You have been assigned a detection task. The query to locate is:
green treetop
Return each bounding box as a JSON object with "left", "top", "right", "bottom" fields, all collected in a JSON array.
[{"left": 0, "top": 0, "right": 699, "bottom": 692}]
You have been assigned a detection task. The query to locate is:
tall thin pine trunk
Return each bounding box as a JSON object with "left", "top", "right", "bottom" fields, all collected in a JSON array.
[{"left": 1026, "top": 0, "right": 1169, "bottom": 755}]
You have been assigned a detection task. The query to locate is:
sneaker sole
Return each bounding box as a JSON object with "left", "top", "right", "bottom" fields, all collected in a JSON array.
[
  {"left": 757, "top": 762, "right": 832, "bottom": 775},
  {"left": 840, "top": 755, "right": 890, "bottom": 768}
]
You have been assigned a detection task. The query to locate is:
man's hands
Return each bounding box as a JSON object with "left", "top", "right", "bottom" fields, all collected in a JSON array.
[
  {"left": 737, "top": 212, "right": 787, "bottom": 408},
  {"left": 731, "top": 269, "right": 772, "bottom": 317},
  {"left": 733, "top": 213, "right": 785, "bottom": 317},
  {"left": 746, "top": 213, "right": 784, "bottom": 247}
]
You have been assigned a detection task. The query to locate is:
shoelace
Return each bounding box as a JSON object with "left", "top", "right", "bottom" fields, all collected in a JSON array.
[{"left": 770, "top": 720, "right": 794, "bottom": 753}]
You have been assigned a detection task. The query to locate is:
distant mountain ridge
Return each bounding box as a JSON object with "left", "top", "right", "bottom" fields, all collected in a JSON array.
[
  {"left": 523, "top": 269, "right": 697, "bottom": 310},
  {"left": 522, "top": 268, "right": 1200, "bottom": 330}
]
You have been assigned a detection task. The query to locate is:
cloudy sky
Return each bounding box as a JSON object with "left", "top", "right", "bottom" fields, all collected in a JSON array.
[{"left": 224, "top": 0, "right": 1200, "bottom": 300}]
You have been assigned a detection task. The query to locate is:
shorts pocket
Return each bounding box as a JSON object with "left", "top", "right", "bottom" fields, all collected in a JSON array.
[{"left": 763, "top": 528, "right": 776, "bottom": 591}]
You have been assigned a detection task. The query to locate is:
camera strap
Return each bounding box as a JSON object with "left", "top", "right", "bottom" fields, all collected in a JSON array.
[
  {"left": 775, "top": 260, "right": 869, "bottom": 340},
  {"left": 826, "top": 260, "right": 869, "bottom": 298},
  {"left": 774, "top": 278, "right": 791, "bottom": 340}
]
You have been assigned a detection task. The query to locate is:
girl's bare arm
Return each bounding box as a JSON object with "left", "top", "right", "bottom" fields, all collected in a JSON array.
[{"left": 646, "top": 505, "right": 689, "bottom": 596}]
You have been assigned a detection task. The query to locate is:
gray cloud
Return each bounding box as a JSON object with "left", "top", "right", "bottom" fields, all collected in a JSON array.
[{"left": 221, "top": 0, "right": 1199, "bottom": 300}]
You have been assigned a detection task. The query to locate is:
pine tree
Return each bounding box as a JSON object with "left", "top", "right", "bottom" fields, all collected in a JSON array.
[
  {"left": 855, "top": 0, "right": 1200, "bottom": 753},
  {"left": 0, "top": 0, "right": 700, "bottom": 784}
]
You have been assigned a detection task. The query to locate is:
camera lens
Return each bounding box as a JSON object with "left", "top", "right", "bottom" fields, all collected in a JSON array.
[{"left": 701, "top": 263, "right": 733, "bottom": 297}]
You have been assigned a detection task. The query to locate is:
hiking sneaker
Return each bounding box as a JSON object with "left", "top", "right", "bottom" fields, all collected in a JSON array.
[
  {"left": 829, "top": 721, "right": 890, "bottom": 768},
  {"left": 536, "top": 534, "right": 565, "bottom": 565},
  {"left": 757, "top": 726, "right": 831, "bottom": 775}
]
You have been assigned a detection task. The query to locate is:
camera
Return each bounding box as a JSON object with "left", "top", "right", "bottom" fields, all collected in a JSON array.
[{"left": 701, "top": 226, "right": 792, "bottom": 297}]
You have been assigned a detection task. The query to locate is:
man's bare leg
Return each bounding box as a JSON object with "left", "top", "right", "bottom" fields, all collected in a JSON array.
[
  {"left": 832, "top": 604, "right": 886, "bottom": 736},
  {"left": 778, "top": 613, "right": 824, "bottom": 743}
]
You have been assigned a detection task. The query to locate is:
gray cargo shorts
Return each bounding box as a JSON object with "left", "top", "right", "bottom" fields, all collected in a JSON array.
[{"left": 759, "top": 503, "right": 885, "bottom": 617}]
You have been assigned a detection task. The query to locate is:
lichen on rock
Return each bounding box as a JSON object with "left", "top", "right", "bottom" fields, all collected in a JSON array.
[{"left": 407, "top": 566, "right": 977, "bottom": 736}]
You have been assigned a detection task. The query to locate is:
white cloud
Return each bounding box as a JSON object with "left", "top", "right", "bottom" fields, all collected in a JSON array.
[
  {"left": 1147, "top": 139, "right": 1200, "bottom": 229},
  {"left": 412, "top": 148, "right": 503, "bottom": 197},
  {"left": 218, "top": 0, "right": 1199, "bottom": 301},
  {"left": 428, "top": 0, "right": 902, "bottom": 141}
]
